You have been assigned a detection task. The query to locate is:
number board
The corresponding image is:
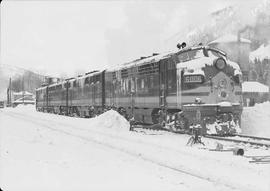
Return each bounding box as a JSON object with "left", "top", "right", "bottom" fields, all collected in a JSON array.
[{"left": 184, "top": 75, "right": 202, "bottom": 83}]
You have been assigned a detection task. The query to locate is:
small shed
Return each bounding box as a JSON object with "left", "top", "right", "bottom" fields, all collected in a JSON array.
[{"left": 242, "top": 81, "right": 269, "bottom": 107}]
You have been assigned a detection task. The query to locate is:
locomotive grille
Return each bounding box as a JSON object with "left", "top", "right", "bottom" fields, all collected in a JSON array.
[
  {"left": 121, "top": 69, "right": 128, "bottom": 78},
  {"left": 138, "top": 63, "right": 159, "bottom": 76}
]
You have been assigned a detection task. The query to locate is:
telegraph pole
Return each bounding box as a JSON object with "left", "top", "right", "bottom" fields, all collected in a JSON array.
[
  {"left": 22, "top": 75, "right": 24, "bottom": 104},
  {"left": 7, "top": 78, "right": 12, "bottom": 106}
]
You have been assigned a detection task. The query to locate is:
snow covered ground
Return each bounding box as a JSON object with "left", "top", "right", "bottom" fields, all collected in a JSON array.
[
  {"left": 0, "top": 105, "right": 269, "bottom": 191},
  {"left": 242, "top": 102, "right": 270, "bottom": 138}
]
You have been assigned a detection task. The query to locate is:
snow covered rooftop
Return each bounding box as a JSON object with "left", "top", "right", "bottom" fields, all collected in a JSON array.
[
  {"left": 13, "top": 100, "right": 35, "bottom": 104},
  {"left": 242, "top": 81, "right": 269, "bottom": 93},
  {"left": 208, "top": 34, "right": 251, "bottom": 44},
  {"left": 13, "top": 91, "right": 33, "bottom": 96},
  {"left": 249, "top": 43, "right": 270, "bottom": 62}
]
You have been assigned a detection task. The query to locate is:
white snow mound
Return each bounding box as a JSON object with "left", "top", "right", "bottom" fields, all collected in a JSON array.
[
  {"left": 242, "top": 101, "right": 270, "bottom": 138},
  {"left": 93, "top": 110, "right": 130, "bottom": 130},
  {"left": 5, "top": 104, "right": 36, "bottom": 111}
]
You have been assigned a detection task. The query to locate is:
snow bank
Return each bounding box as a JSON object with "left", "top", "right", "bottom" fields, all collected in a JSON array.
[
  {"left": 10, "top": 104, "right": 36, "bottom": 111},
  {"left": 242, "top": 81, "right": 269, "bottom": 93},
  {"left": 242, "top": 101, "right": 270, "bottom": 138},
  {"left": 1, "top": 104, "right": 270, "bottom": 191},
  {"left": 91, "top": 110, "right": 130, "bottom": 130}
]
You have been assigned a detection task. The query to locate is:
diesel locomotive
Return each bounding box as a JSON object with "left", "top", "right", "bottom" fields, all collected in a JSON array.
[{"left": 36, "top": 45, "right": 243, "bottom": 135}]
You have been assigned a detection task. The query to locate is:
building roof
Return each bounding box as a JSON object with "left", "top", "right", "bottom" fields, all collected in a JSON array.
[
  {"left": 249, "top": 43, "right": 270, "bottom": 62},
  {"left": 13, "top": 91, "right": 33, "bottom": 96},
  {"left": 208, "top": 34, "right": 251, "bottom": 45},
  {"left": 242, "top": 81, "right": 269, "bottom": 93},
  {"left": 13, "top": 96, "right": 35, "bottom": 104}
]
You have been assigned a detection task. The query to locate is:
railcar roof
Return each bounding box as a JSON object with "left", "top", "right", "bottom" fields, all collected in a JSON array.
[
  {"left": 36, "top": 86, "right": 47, "bottom": 91},
  {"left": 36, "top": 70, "right": 103, "bottom": 90},
  {"left": 106, "top": 46, "right": 223, "bottom": 72},
  {"left": 78, "top": 70, "right": 102, "bottom": 80}
]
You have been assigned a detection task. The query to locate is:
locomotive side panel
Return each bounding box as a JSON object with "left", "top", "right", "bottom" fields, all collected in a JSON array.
[{"left": 174, "top": 48, "right": 243, "bottom": 134}]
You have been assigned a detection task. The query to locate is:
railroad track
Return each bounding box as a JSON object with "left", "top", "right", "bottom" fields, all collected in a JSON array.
[
  {"left": 204, "top": 134, "right": 270, "bottom": 147},
  {"left": 136, "top": 124, "right": 270, "bottom": 147},
  {"left": 133, "top": 123, "right": 270, "bottom": 148},
  {"left": 236, "top": 134, "right": 270, "bottom": 141}
]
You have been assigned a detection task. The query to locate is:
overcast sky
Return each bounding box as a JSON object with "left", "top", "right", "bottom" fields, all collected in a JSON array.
[{"left": 0, "top": 0, "right": 264, "bottom": 77}]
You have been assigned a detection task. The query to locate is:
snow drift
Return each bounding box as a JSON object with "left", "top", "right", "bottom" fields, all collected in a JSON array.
[
  {"left": 242, "top": 101, "right": 270, "bottom": 138},
  {"left": 92, "top": 110, "right": 130, "bottom": 130}
]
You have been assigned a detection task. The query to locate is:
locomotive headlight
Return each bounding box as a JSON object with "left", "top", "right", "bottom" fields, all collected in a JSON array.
[{"left": 215, "top": 58, "right": 226, "bottom": 70}]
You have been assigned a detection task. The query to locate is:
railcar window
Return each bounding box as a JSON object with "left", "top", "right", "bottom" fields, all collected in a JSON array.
[
  {"left": 96, "top": 75, "right": 100, "bottom": 83},
  {"left": 73, "top": 81, "right": 77, "bottom": 87},
  {"left": 167, "top": 69, "right": 176, "bottom": 94},
  {"left": 64, "top": 82, "right": 71, "bottom": 88},
  {"left": 128, "top": 79, "right": 131, "bottom": 92},
  {"left": 131, "top": 78, "right": 135, "bottom": 93},
  {"left": 149, "top": 76, "right": 154, "bottom": 88},
  {"left": 56, "top": 84, "right": 62, "bottom": 90},
  {"left": 84, "top": 77, "right": 90, "bottom": 85},
  {"left": 121, "top": 69, "right": 128, "bottom": 78}
]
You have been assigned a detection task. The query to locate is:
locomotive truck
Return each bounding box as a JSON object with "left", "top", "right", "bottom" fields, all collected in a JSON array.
[{"left": 36, "top": 45, "right": 243, "bottom": 135}]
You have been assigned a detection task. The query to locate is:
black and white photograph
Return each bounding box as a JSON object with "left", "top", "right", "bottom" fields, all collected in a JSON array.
[{"left": 0, "top": 0, "right": 270, "bottom": 190}]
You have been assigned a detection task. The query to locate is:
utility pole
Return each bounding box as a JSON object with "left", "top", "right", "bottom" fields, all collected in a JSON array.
[
  {"left": 66, "top": 80, "right": 69, "bottom": 116},
  {"left": 7, "top": 79, "right": 10, "bottom": 106},
  {"left": 22, "top": 75, "right": 24, "bottom": 105},
  {"left": 7, "top": 78, "right": 12, "bottom": 106}
]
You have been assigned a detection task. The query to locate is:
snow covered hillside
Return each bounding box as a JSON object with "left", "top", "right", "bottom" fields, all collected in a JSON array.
[
  {"left": 242, "top": 102, "right": 270, "bottom": 138},
  {"left": 0, "top": 105, "right": 269, "bottom": 191}
]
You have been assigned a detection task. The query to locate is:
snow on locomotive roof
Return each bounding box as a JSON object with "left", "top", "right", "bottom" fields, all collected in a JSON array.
[
  {"left": 107, "top": 46, "right": 210, "bottom": 72},
  {"left": 36, "top": 70, "right": 102, "bottom": 90},
  {"left": 177, "top": 54, "right": 241, "bottom": 73},
  {"left": 107, "top": 51, "right": 174, "bottom": 72}
]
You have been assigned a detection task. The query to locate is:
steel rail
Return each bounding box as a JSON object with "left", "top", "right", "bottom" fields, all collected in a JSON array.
[
  {"left": 236, "top": 134, "right": 270, "bottom": 142},
  {"left": 205, "top": 135, "right": 270, "bottom": 147}
]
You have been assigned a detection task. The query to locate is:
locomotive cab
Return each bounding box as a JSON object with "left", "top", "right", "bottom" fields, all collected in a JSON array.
[{"left": 174, "top": 46, "right": 243, "bottom": 135}]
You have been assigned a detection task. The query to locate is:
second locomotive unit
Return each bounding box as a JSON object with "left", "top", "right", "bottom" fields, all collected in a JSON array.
[{"left": 36, "top": 44, "right": 243, "bottom": 135}]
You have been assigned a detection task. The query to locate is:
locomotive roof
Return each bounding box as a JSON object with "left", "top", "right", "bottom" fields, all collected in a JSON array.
[
  {"left": 106, "top": 51, "right": 173, "bottom": 72},
  {"left": 177, "top": 48, "right": 241, "bottom": 74},
  {"left": 107, "top": 45, "right": 227, "bottom": 72},
  {"left": 36, "top": 45, "right": 239, "bottom": 91},
  {"left": 36, "top": 70, "right": 102, "bottom": 90}
]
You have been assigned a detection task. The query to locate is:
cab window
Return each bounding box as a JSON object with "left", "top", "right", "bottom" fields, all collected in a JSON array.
[{"left": 177, "top": 49, "right": 204, "bottom": 62}]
